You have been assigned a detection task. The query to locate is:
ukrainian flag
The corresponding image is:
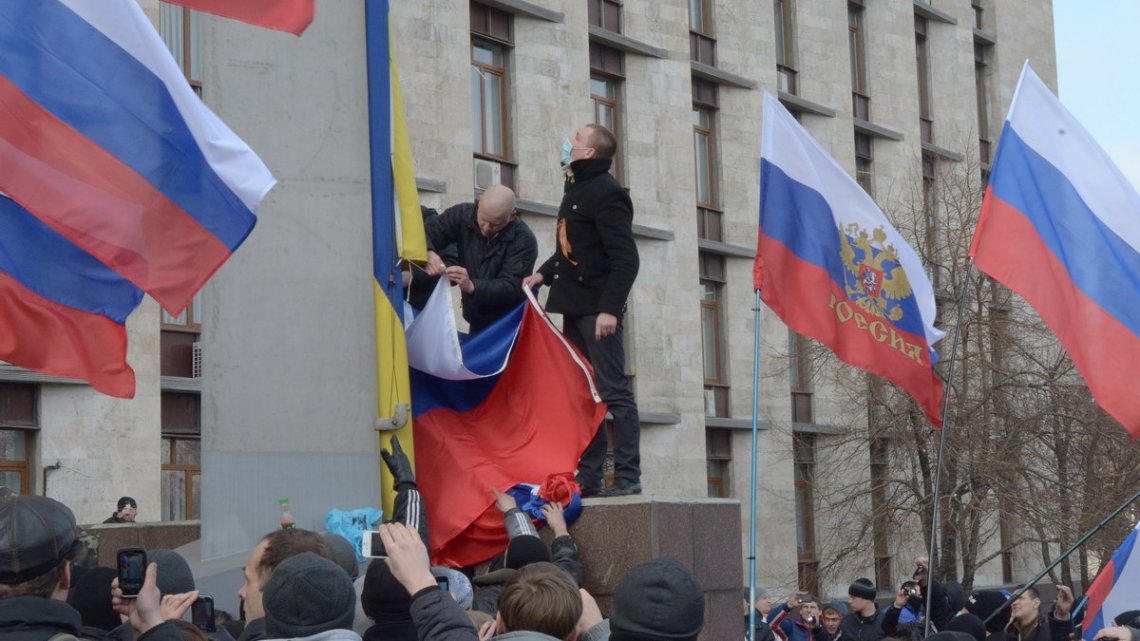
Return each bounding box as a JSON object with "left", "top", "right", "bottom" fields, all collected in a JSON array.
[{"left": 365, "top": 0, "right": 425, "bottom": 513}]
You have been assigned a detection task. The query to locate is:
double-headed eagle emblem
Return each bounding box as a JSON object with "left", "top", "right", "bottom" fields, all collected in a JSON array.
[{"left": 838, "top": 223, "right": 913, "bottom": 322}]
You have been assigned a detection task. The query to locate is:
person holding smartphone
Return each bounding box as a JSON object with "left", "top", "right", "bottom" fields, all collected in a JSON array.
[
  {"left": 769, "top": 592, "right": 831, "bottom": 641},
  {"left": 0, "top": 490, "right": 185, "bottom": 641}
]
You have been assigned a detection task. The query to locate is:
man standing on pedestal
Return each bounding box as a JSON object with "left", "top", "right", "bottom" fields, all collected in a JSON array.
[{"left": 524, "top": 123, "right": 641, "bottom": 498}]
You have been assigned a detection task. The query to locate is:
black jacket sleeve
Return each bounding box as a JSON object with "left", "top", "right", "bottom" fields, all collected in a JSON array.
[
  {"left": 551, "top": 534, "right": 584, "bottom": 586},
  {"left": 592, "top": 189, "right": 639, "bottom": 317},
  {"left": 409, "top": 585, "right": 480, "bottom": 641},
  {"left": 881, "top": 605, "right": 904, "bottom": 637},
  {"left": 391, "top": 486, "right": 429, "bottom": 549},
  {"left": 470, "top": 223, "right": 537, "bottom": 310}
]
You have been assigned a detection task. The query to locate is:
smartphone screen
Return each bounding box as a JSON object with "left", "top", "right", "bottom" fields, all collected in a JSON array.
[
  {"left": 192, "top": 596, "right": 216, "bottom": 633},
  {"left": 362, "top": 531, "right": 387, "bottom": 558},
  {"left": 117, "top": 548, "right": 146, "bottom": 597}
]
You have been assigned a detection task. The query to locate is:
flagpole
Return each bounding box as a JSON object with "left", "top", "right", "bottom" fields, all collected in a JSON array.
[
  {"left": 981, "top": 484, "right": 1140, "bottom": 627},
  {"left": 923, "top": 264, "right": 975, "bottom": 636},
  {"left": 747, "top": 290, "right": 763, "bottom": 641}
]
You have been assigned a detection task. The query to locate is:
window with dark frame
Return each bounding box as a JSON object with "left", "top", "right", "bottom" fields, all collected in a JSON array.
[
  {"left": 774, "top": 0, "right": 797, "bottom": 94},
  {"left": 689, "top": 0, "right": 716, "bottom": 65},
  {"left": 693, "top": 79, "right": 722, "bottom": 241},
  {"left": 975, "top": 42, "right": 993, "bottom": 164},
  {"left": 922, "top": 152, "right": 939, "bottom": 290},
  {"left": 794, "top": 433, "right": 820, "bottom": 596},
  {"left": 915, "top": 16, "right": 933, "bottom": 144},
  {"left": 706, "top": 428, "right": 732, "bottom": 498},
  {"left": 0, "top": 384, "right": 35, "bottom": 495},
  {"left": 161, "top": 391, "right": 201, "bottom": 521},
  {"left": 700, "top": 252, "right": 728, "bottom": 417},
  {"left": 972, "top": 0, "right": 985, "bottom": 30},
  {"left": 590, "top": 41, "right": 625, "bottom": 182},
  {"left": 849, "top": 2, "right": 869, "bottom": 120},
  {"left": 159, "top": 3, "right": 202, "bottom": 95},
  {"left": 789, "top": 330, "right": 813, "bottom": 424},
  {"left": 588, "top": 0, "right": 622, "bottom": 32},
  {"left": 471, "top": 3, "right": 515, "bottom": 188},
  {"left": 855, "top": 132, "right": 874, "bottom": 195}
]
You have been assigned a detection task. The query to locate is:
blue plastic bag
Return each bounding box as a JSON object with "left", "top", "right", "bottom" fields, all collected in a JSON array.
[{"left": 324, "top": 507, "right": 383, "bottom": 563}]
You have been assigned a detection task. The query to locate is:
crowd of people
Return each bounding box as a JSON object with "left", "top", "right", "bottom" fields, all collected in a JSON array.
[
  {"left": 0, "top": 436, "right": 706, "bottom": 641},
  {"left": 742, "top": 556, "right": 1140, "bottom": 641}
]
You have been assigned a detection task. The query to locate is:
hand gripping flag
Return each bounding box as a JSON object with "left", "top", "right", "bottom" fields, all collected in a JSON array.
[
  {"left": 755, "top": 93, "right": 945, "bottom": 425},
  {"left": 406, "top": 280, "right": 606, "bottom": 567},
  {"left": 969, "top": 63, "right": 1140, "bottom": 438},
  {"left": 1081, "top": 519, "right": 1140, "bottom": 640},
  {"left": 0, "top": 1, "right": 274, "bottom": 397},
  {"left": 160, "top": 0, "right": 315, "bottom": 35}
]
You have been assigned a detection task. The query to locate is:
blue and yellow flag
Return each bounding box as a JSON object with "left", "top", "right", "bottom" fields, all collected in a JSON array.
[{"left": 365, "top": 0, "right": 425, "bottom": 512}]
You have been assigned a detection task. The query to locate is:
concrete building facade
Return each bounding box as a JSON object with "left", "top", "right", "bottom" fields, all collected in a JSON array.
[{"left": 0, "top": 0, "right": 1057, "bottom": 601}]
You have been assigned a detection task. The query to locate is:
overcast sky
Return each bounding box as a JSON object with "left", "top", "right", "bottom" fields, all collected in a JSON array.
[{"left": 1053, "top": 0, "right": 1140, "bottom": 190}]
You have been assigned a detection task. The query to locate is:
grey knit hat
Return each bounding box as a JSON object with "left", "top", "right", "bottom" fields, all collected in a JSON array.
[
  {"left": 149, "top": 549, "right": 195, "bottom": 595},
  {"left": 610, "top": 558, "right": 705, "bottom": 641},
  {"left": 263, "top": 552, "right": 356, "bottom": 637},
  {"left": 321, "top": 532, "right": 360, "bottom": 580}
]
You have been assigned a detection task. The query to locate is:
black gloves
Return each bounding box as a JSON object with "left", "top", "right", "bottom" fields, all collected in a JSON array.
[{"left": 381, "top": 435, "right": 416, "bottom": 487}]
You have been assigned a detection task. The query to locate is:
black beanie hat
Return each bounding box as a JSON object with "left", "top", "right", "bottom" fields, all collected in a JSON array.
[
  {"left": 610, "top": 558, "right": 705, "bottom": 641},
  {"left": 504, "top": 535, "right": 550, "bottom": 570},
  {"left": 68, "top": 566, "right": 121, "bottom": 631},
  {"left": 945, "top": 613, "right": 987, "bottom": 641},
  {"left": 263, "top": 552, "right": 356, "bottom": 638},
  {"left": 944, "top": 581, "right": 966, "bottom": 613},
  {"left": 361, "top": 559, "right": 413, "bottom": 625},
  {"left": 1115, "top": 611, "right": 1140, "bottom": 628},
  {"left": 849, "top": 577, "right": 876, "bottom": 600},
  {"left": 966, "top": 590, "right": 1011, "bottom": 633},
  {"left": 322, "top": 532, "right": 360, "bottom": 581}
]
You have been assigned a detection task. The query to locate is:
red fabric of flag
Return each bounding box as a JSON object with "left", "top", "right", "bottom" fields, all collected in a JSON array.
[{"left": 164, "top": 0, "right": 314, "bottom": 35}]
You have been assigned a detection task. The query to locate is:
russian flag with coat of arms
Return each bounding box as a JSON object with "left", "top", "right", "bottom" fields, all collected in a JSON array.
[{"left": 754, "top": 92, "right": 945, "bottom": 425}]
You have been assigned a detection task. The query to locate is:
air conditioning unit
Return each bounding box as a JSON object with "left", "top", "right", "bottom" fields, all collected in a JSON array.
[
  {"left": 473, "top": 158, "right": 502, "bottom": 191},
  {"left": 191, "top": 342, "right": 202, "bottom": 379}
]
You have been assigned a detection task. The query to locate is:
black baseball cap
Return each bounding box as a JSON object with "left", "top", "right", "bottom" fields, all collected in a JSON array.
[
  {"left": 117, "top": 497, "right": 137, "bottom": 510},
  {"left": 0, "top": 490, "right": 81, "bottom": 583}
]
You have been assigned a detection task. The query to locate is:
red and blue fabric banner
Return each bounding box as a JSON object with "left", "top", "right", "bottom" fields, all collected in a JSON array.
[
  {"left": 969, "top": 64, "right": 1140, "bottom": 438},
  {"left": 161, "top": 0, "right": 315, "bottom": 35},
  {"left": 406, "top": 282, "right": 605, "bottom": 567},
  {"left": 1081, "top": 520, "right": 1140, "bottom": 640},
  {"left": 0, "top": 1, "right": 274, "bottom": 397},
  {"left": 755, "top": 93, "right": 945, "bottom": 425}
]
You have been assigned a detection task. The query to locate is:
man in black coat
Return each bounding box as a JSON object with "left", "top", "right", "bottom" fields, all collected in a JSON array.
[
  {"left": 524, "top": 123, "right": 641, "bottom": 497},
  {"left": 414, "top": 184, "right": 537, "bottom": 334}
]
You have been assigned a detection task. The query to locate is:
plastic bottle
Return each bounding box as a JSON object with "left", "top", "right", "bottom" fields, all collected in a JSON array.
[{"left": 279, "top": 497, "right": 295, "bottom": 530}]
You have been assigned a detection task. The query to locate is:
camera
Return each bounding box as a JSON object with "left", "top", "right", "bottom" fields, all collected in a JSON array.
[
  {"left": 805, "top": 616, "right": 818, "bottom": 626},
  {"left": 117, "top": 548, "right": 147, "bottom": 598},
  {"left": 905, "top": 587, "right": 920, "bottom": 598}
]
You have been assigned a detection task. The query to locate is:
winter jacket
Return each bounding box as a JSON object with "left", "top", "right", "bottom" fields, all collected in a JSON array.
[
  {"left": 472, "top": 509, "right": 584, "bottom": 615},
  {"left": 408, "top": 586, "right": 479, "bottom": 641},
  {"left": 0, "top": 597, "right": 181, "bottom": 641},
  {"left": 537, "top": 158, "right": 639, "bottom": 319},
  {"left": 416, "top": 202, "right": 538, "bottom": 333},
  {"left": 881, "top": 579, "right": 955, "bottom": 640},
  {"left": 840, "top": 608, "right": 885, "bottom": 641},
  {"left": 1003, "top": 614, "right": 1073, "bottom": 641},
  {"left": 236, "top": 618, "right": 267, "bottom": 641},
  {"left": 580, "top": 620, "right": 609, "bottom": 641},
  {"left": 769, "top": 605, "right": 834, "bottom": 641}
]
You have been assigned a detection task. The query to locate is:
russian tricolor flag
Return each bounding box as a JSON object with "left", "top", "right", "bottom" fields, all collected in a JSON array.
[
  {"left": 405, "top": 281, "right": 606, "bottom": 567},
  {"left": 1082, "top": 520, "right": 1140, "bottom": 640},
  {"left": 756, "top": 93, "right": 945, "bottom": 425},
  {"left": 969, "top": 64, "right": 1140, "bottom": 438},
  {"left": 0, "top": 1, "right": 274, "bottom": 396}
]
